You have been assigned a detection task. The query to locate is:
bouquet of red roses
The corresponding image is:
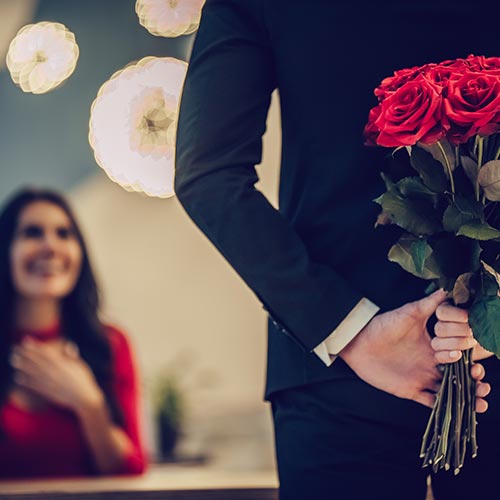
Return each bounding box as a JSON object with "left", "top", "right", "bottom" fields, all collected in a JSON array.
[{"left": 365, "top": 54, "right": 500, "bottom": 474}]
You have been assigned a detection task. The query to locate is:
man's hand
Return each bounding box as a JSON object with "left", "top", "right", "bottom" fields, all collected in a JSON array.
[
  {"left": 339, "top": 289, "right": 489, "bottom": 410},
  {"left": 431, "top": 301, "right": 492, "bottom": 413}
]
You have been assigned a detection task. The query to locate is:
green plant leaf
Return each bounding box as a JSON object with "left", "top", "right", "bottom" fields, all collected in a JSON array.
[
  {"left": 388, "top": 235, "right": 441, "bottom": 279},
  {"left": 479, "top": 268, "right": 499, "bottom": 297},
  {"left": 411, "top": 238, "right": 429, "bottom": 274},
  {"left": 442, "top": 195, "right": 484, "bottom": 233},
  {"left": 381, "top": 172, "right": 396, "bottom": 192},
  {"left": 478, "top": 160, "right": 500, "bottom": 201},
  {"left": 418, "top": 140, "right": 456, "bottom": 173},
  {"left": 457, "top": 220, "right": 500, "bottom": 240},
  {"left": 461, "top": 156, "right": 479, "bottom": 188},
  {"left": 469, "top": 296, "right": 500, "bottom": 356},
  {"left": 397, "top": 177, "right": 440, "bottom": 205},
  {"left": 481, "top": 260, "right": 500, "bottom": 289},
  {"left": 410, "top": 146, "right": 449, "bottom": 193},
  {"left": 374, "top": 190, "right": 443, "bottom": 236}
]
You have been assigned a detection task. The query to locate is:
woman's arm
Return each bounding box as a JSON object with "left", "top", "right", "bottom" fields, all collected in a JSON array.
[{"left": 73, "top": 389, "right": 140, "bottom": 474}]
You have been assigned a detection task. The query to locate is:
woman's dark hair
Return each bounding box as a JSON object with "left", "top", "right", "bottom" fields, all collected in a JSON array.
[{"left": 0, "top": 187, "right": 123, "bottom": 425}]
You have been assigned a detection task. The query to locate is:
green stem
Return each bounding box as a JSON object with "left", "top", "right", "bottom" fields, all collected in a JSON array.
[
  {"left": 437, "top": 141, "right": 455, "bottom": 200},
  {"left": 468, "top": 350, "right": 478, "bottom": 458},
  {"left": 477, "top": 136, "right": 484, "bottom": 202}
]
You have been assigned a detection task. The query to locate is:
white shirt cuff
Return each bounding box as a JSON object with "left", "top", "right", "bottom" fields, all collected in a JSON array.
[{"left": 313, "top": 298, "right": 380, "bottom": 367}]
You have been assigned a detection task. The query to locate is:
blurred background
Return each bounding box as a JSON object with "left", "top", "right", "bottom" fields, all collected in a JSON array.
[{"left": 0, "top": 0, "right": 281, "bottom": 473}]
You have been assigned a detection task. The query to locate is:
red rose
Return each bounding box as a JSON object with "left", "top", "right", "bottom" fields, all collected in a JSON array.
[
  {"left": 374, "top": 76, "right": 445, "bottom": 147},
  {"left": 374, "top": 65, "right": 424, "bottom": 102},
  {"left": 465, "top": 54, "right": 485, "bottom": 71},
  {"left": 438, "top": 58, "right": 471, "bottom": 70},
  {"left": 443, "top": 71, "right": 500, "bottom": 144},
  {"left": 466, "top": 54, "right": 500, "bottom": 76},
  {"left": 424, "top": 65, "right": 464, "bottom": 87},
  {"left": 364, "top": 105, "right": 382, "bottom": 146},
  {"left": 423, "top": 59, "right": 468, "bottom": 87}
]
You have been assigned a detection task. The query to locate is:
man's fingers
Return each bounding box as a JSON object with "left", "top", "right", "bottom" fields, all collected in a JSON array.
[
  {"left": 413, "top": 289, "right": 448, "bottom": 318},
  {"left": 476, "top": 381, "right": 491, "bottom": 398},
  {"left": 476, "top": 398, "right": 489, "bottom": 414},
  {"left": 434, "top": 321, "right": 473, "bottom": 338},
  {"left": 431, "top": 336, "right": 477, "bottom": 352},
  {"left": 470, "top": 362, "right": 485, "bottom": 381},
  {"left": 472, "top": 363, "right": 490, "bottom": 414},
  {"left": 435, "top": 303, "right": 469, "bottom": 323},
  {"left": 434, "top": 350, "right": 462, "bottom": 364}
]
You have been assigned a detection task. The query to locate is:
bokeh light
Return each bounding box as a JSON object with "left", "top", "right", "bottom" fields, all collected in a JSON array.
[
  {"left": 89, "top": 56, "right": 188, "bottom": 198},
  {"left": 135, "top": 0, "right": 205, "bottom": 38},
  {"left": 6, "top": 21, "right": 79, "bottom": 94}
]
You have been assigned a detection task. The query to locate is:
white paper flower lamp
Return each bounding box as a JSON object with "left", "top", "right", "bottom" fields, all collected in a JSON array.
[
  {"left": 6, "top": 22, "right": 79, "bottom": 94},
  {"left": 136, "top": 0, "right": 205, "bottom": 38},
  {"left": 89, "top": 57, "right": 188, "bottom": 198}
]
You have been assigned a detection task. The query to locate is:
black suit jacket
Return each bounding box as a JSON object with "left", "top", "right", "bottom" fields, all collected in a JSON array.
[{"left": 175, "top": 0, "right": 500, "bottom": 398}]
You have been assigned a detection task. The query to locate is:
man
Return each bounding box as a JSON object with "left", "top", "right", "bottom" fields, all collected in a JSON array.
[{"left": 174, "top": 1, "right": 495, "bottom": 498}]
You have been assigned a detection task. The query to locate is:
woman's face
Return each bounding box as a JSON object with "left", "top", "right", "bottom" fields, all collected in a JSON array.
[{"left": 10, "top": 201, "right": 83, "bottom": 300}]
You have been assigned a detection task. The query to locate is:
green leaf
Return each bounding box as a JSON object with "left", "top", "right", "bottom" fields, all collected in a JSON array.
[
  {"left": 380, "top": 172, "right": 396, "bottom": 192},
  {"left": 397, "top": 177, "right": 440, "bottom": 205},
  {"left": 469, "top": 296, "right": 500, "bottom": 356},
  {"left": 481, "top": 260, "right": 500, "bottom": 289},
  {"left": 461, "top": 156, "right": 479, "bottom": 188},
  {"left": 411, "top": 238, "right": 429, "bottom": 274},
  {"left": 374, "top": 190, "right": 443, "bottom": 236},
  {"left": 418, "top": 140, "right": 456, "bottom": 173},
  {"left": 442, "top": 195, "right": 484, "bottom": 233},
  {"left": 388, "top": 235, "right": 441, "bottom": 279},
  {"left": 457, "top": 220, "right": 500, "bottom": 241},
  {"left": 483, "top": 271, "right": 499, "bottom": 297},
  {"left": 470, "top": 241, "right": 482, "bottom": 272},
  {"left": 478, "top": 160, "right": 500, "bottom": 201},
  {"left": 410, "top": 146, "right": 449, "bottom": 193}
]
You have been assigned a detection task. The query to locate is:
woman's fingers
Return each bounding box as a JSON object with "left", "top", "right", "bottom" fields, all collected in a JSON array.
[{"left": 10, "top": 347, "right": 43, "bottom": 376}]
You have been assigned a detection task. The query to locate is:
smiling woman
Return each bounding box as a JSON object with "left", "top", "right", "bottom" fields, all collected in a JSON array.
[{"left": 0, "top": 188, "right": 146, "bottom": 478}]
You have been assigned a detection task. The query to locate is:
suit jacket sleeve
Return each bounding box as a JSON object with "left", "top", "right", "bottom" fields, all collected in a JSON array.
[{"left": 175, "top": 0, "right": 365, "bottom": 352}]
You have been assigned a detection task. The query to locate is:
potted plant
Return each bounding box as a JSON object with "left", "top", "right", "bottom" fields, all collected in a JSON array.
[{"left": 155, "top": 373, "right": 185, "bottom": 460}]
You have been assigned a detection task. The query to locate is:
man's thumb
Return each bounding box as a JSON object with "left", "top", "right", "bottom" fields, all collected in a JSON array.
[{"left": 412, "top": 288, "right": 448, "bottom": 318}]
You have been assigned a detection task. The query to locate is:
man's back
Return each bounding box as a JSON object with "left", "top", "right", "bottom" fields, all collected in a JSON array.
[{"left": 175, "top": 0, "right": 500, "bottom": 396}]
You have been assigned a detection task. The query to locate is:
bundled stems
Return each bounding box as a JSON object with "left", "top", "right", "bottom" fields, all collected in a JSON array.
[{"left": 420, "top": 349, "right": 477, "bottom": 474}]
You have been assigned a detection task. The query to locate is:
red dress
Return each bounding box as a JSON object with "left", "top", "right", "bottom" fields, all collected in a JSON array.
[{"left": 0, "top": 324, "right": 146, "bottom": 478}]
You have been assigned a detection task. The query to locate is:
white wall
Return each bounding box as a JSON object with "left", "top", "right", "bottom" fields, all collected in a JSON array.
[{"left": 71, "top": 92, "right": 281, "bottom": 466}]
